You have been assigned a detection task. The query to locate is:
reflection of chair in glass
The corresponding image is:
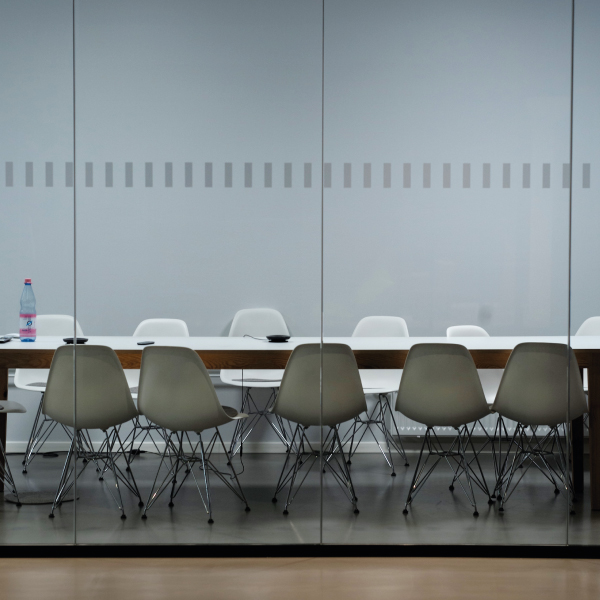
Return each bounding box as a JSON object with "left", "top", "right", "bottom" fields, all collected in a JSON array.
[
  {"left": 138, "top": 346, "right": 249, "bottom": 524},
  {"left": 220, "top": 308, "right": 291, "bottom": 458},
  {"left": 0, "top": 401, "right": 27, "bottom": 506},
  {"left": 447, "top": 325, "right": 505, "bottom": 496},
  {"left": 15, "top": 314, "right": 84, "bottom": 473},
  {"left": 397, "top": 344, "right": 491, "bottom": 517},
  {"left": 124, "top": 318, "right": 190, "bottom": 460},
  {"left": 492, "top": 343, "right": 587, "bottom": 513},
  {"left": 271, "top": 344, "right": 367, "bottom": 515},
  {"left": 43, "top": 345, "right": 143, "bottom": 519},
  {"left": 342, "top": 316, "right": 409, "bottom": 475}
]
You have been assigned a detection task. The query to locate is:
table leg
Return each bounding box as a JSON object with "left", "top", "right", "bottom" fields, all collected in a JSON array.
[
  {"left": 589, "top": 355, "right": 600, "bottom": 510},
  {"left": 571, "top": 366, "right": 585, "bottom": 496},
  {"left": 572, "top": 416, "right": 584, "bottom": 495},
  {"left": 0, "top": 368, "right": 7, "bottom": 492}
]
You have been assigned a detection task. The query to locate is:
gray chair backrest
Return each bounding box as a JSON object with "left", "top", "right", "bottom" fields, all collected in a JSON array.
[
  {"left": 43, "top": 345, "right": 138, "bottom": 430},
  {"left": 492, "top": 343, "right": 587, "bottom": 427},
  {"left": 396, "top": 343, "right": 489, "bottom": 428},
  {"left": 138, "top": 346, "right": 232, "bottom": 432},
  {"left": 272, "top": 343, "right": 367, "bottom": 427}
]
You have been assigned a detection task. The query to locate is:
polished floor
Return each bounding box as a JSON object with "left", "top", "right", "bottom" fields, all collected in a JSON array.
[
  {"left": 1, "top": 444, "right": 599, "bottom": 546},
  {"left": 1, "top": 557, "right": 600, "bottom": 600}
]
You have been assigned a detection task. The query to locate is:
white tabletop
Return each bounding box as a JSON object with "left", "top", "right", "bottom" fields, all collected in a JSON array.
[{"left": 2, "top": 335, "right": 600, "bottom": 351}]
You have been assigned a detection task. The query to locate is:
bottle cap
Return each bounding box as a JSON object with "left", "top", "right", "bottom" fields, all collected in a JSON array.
[{"left": 24, "top": 278, "right": 32, "bottom": 284}]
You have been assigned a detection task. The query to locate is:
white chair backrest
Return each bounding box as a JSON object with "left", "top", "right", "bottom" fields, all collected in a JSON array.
[
  {"left": 138, "top": 346, "right": 231, "bottom": 432},
  {"left": 492, "top": 343, "right": 587, "bottom": 427},
  {"left": 34, "top": 314, "right": 83, "bottom": 337},
  {"left": 43, "top": 345, "right": 137, "bottom": 430},
  {"left": 576, "top": 317, "right": 600, "bottom": 336},
  {"left": 396, "top": 343, "right": 489, "bottom": 428},
  {"left": 447, "top": 325, "right": 489, "bottom": 338},
  {"left": 133, "top": 319, "right": 189, "bottom": 337},
  {"left": 14, "top": 315, "right": 84, "bottom": 389},
  {"left": 273, "top": 344, "right": 367, "bottom": 428},
  {"left": 228, "top": 308, "right": 289, "bottom": 337},
  {"left": 352, "top": 316, "right": 409, "bottom": 338},
  {"left": 446, "top": 324, "right": 500, "bottom": 403}
]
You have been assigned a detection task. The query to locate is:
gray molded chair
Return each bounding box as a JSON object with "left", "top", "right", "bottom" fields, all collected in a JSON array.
[
  {"left": 138, "top": 346, "right": 249, "bottom": 524},
  {"left": 492, "top": 343, "right": 587, "bottom": 512},
  {"left": 14, "top": 314, "right": 83, "bottom": 473},
  {"left": 396, "top": 343, "right": 491, "bottom": 516},
  {"left": 0, "top": 401, "right": 27, "bottom": 506},
  {"left": 271, "top": 343, "right": 367, "bottom": 515},
  {"left": 220, "top": 308, "right": 292, "bottom": 459},
  {"left": 343, "top": 316, "right": 409, "bottom": 474},
  {"left": 43, "top": 345, "right": 142, "bottom": 519},
  {"left": 124, "top": 318, "right": 190, "bottom": 461}
]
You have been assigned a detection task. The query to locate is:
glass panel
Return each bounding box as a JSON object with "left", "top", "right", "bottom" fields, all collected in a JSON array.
[
  {"left": 569, "top": 0, "right": 600, "bottom": 545},
  {"left": 0, "top": 1, "right": 75, "bottom": 544},
  {"left": 323, "top": 0, "right": 572, "bottom": 545},
  {"left": 74, "top": 0, "right": 323, "bottom": 544}
]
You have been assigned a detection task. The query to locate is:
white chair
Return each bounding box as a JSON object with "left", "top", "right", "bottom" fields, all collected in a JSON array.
[
  {"left": 271, "top": 344, "right": 367, "bottom": 515},
  {"left": 124, "top": 318, "right": 190, "bottom": 459},
  {"left": 0, "top": 401, "right": 27, "bottom": 506},
  {"left": 492, "top": 343, "right": 587, "bottom": 513},
  {"left": 14, "top": 315, "right": 84, "bottom": 473},
  {"left": 43, "top": 345, "right": 142, "bottom": 519},
  {"left": 220, "top": 308, "right": 291, "bottom": 457},
  {"left": 343, "top": 316, "right": 409, "bottom": 474},
  {"left": 447, "top": 325, "right": 503, "bottom": 404},
  {"left": 397, "top": 343, "right": 491, "bottom": 516},
  {"left": 138, "top": 346, "right": 250, "bottom": 523}
]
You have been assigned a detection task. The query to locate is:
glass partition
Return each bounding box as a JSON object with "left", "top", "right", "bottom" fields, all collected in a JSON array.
[
  {"left": 1, "top": 0, "right": 595, "bottom": 550},
  {"left": 0, "top": 0, "right": 75, "bottom": 544},
  {"left": 569, "top": 0, "right": 600, "bottom": 545},
  {"left": 73, "top": 0, "right": 323, "bottom": 544},
  {"left": 322, "top": 0, "right": 573, "bottom": 545}
]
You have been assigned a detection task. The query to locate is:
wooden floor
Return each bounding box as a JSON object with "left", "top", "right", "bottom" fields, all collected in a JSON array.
[{"left": 1, "top": 557, "right": 600, "bottom": 600}]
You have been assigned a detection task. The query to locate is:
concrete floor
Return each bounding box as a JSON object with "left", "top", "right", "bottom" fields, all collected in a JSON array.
[{"left": 0, "top": 449, "right": 598, "bottom": 546}]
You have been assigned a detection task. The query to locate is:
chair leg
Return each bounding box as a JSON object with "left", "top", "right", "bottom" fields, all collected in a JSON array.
[
  {"left": 49, "top": 436, "right": 78, "bottom": 518},
  {"left": 22, "top": 393, "right": 66, "bottom": 473},
  {"left": 198, "top": 434, "right": 213, "bottom": 524},
  {"left": 103, "top": 429, "right": 127, "bottom": 519},
  {"left": 0, "top": 439, "right": 21, "bottom": 506},
  {"left": 217, "top": 429, "right": 250, "bottom": 512},
  {"left": 403, "top": 430, "right": 430, "bottom": 514},
  {"left": 142, "top": 432, "right": 179, "bottom": 518}
]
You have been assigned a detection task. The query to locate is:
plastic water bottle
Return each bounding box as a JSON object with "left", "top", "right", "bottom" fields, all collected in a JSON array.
[{"left": 19, "top": 278, "right": 36, "bottom": 342}]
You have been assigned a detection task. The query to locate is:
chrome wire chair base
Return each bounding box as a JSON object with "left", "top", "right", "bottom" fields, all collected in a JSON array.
[
  {"left": 342, "top": 393, "right": 409, "bottom": 475},
  {"left": 22, "top": 393, "right": 74, "bottom": 473},
  {"left": 404, "top": 426, "right": 487, "bottom": 517},
  {"left": 1, "top": 439, "right": 22, "bottom": 507},
  {"left": 229, "top": 387, "right": 291, "bottom": 460},
  {"left": 49, "top": 428, "right": 143, "bottom": 519},
  {"left": 120, "top": 416, "right": 167, "bottom": 468},
  {"left": 496, "top": 423, "right": 574, "bottom": 513},
  {"left": 272, "top": 424, "right": 359, "bottom": 515},
  {"left": 142, "top": 428, "right": 249, "bottom": 524}
]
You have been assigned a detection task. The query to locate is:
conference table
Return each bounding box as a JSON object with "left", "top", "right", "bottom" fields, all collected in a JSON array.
[{"left": 0, "top": 335, "right": 598, "bottom": 509}]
